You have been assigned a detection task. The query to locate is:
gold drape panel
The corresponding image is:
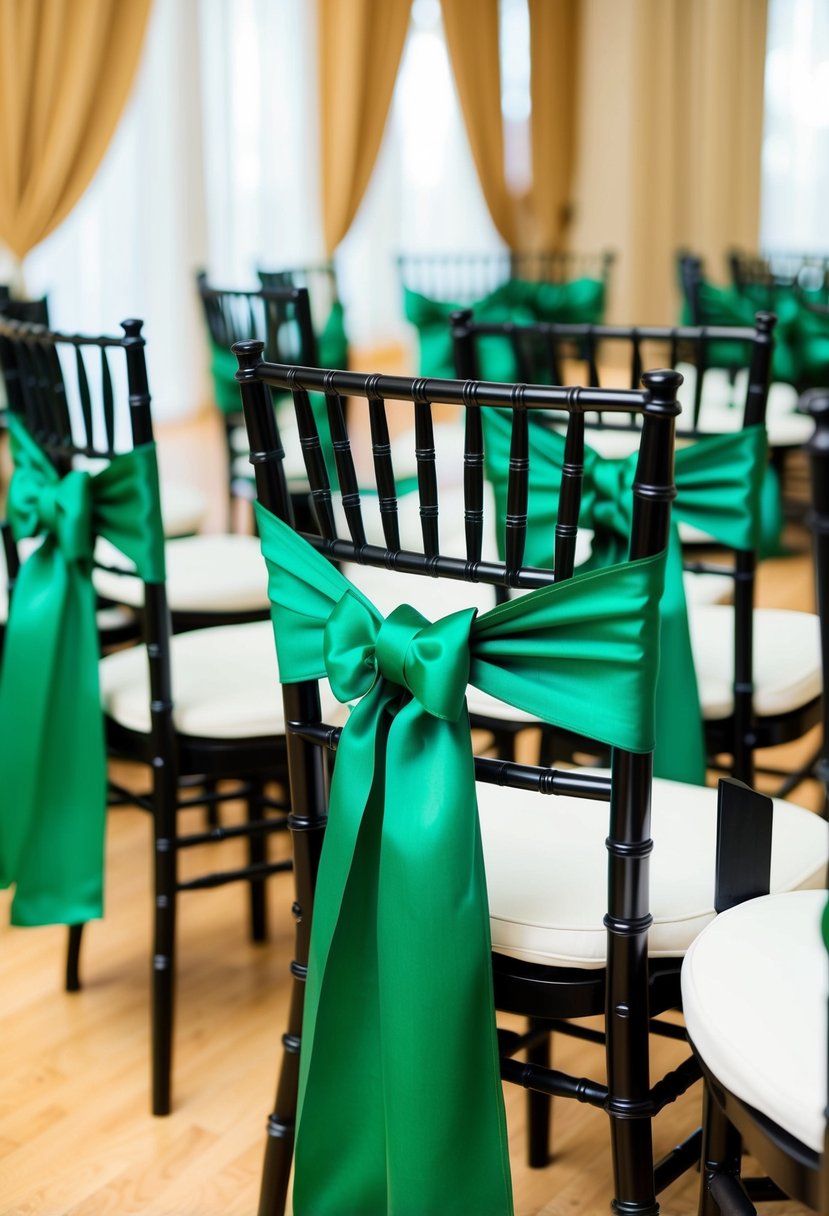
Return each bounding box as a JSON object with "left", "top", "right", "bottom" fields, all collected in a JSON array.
[
  {"left": 317, "top": 0, "right": 412, "bottom": 255},
  {"left": 0, "top": 0, "right": 153, "bottom": 259},
  {"left": 442, "top": 0, "right": 578, "bottom": 252},
  {"left": 569, "top": 0, "right": 768, "bottom": 323},
  {"left": 440, "top": 0, "right": 520, "bottom": 248},
  {"left": 527, "top": 0, "right": 578, "bottom": 252}
]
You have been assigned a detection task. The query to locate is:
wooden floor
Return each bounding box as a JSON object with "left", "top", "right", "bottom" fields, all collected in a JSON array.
[{"left": 0, "top": 409, "right": 823, "bottom": 1215}]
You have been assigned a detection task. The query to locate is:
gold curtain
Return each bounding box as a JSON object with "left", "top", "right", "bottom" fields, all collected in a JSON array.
[
  {"left": 440, "top": 0, "right": 520, "bottom": 248},
  {"left": 568, "top": 0, "right": 768, "bottom": 323},
  {"left": 441, "top": 0, "right": 579, "bottom": 252},
  {"left": 317, "top": 0, "right": 412, "bottom": 255},
  {"left": 527, "top": 0, "right": 578, "bottom": 252},
  {"left": 0, "top": 0, "right": 153, "bottom": 260}
]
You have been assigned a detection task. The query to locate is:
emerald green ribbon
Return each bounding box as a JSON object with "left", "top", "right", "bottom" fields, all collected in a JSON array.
[
  {"left": 0, "top": 413, "right": 166, "bottom": 927},
  {"left": 256, "top": 501, "right": 666, "bottom": 1216},
  {"left": 404, "top": 277, "right": 605, "bottom": 379},
  {"left": 482, "top": 411, "right": 768, "bottom": 785},
  {"left": 317, "top": 298, "right": 349, "bottom": 370}
]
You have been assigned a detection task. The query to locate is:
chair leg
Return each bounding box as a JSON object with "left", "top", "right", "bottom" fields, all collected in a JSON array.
[
  {"left": 257, "top": 883, "right": 311, "bottom": 1215},
  {"left": 65, "top": 923, "right": 84, "bottom": 992},
  {"left": 698, "top": 1086, "right": 750, "bottom": 1216},
  {"left": 248, "top": 776, "right": 268, "bottom": 943},
  {"left": 204, "top": 776, "right": 220, "bottom": 829},
  {"left": 608, "top": 1114, "right": 659, "bottom": 1215},
  {"left": 526, "top": 1018, "right": 552, "bottom": 1168},
  {"left": 258, "top": 983, "right": 303, "bottom": 1216},
  {"left": 606, "top": 750, "right": 660, "bottom": 1215},
  {"left": 152, "top": 763, "right": 178, "bottom": 1117}
]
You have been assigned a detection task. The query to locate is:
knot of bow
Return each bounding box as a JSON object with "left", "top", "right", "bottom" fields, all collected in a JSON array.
[
  {"left": 322, "top": 591, "right": 476, "bottom": 722},
  {"left": 9, "top": 465, "right": 94, "bottom": 565}
]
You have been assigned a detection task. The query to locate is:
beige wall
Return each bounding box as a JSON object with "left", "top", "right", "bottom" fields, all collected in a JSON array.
[{"left": 569, "top": 0, "right": 768, "bottom": 324}]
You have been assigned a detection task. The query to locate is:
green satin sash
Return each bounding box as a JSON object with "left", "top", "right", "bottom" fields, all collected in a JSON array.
[
  {"left": 256, "top": 502, "right": 666, "bottom": 1216},
  {"left": 0, "top": 414, "right": 166, "bottom": 927},
  {"left": 317, "top": 299, "right": 349, "bottom": 370},
  {"left": 403, "top": 277, "right": 605, "bottom": 380},
  {"left": 482, "top": 411, "right": 768, "bottom": 785}
]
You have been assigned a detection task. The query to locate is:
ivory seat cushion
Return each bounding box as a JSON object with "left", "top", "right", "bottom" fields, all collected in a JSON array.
[
  {"left": 93, "top": 534, "right": 269, "bottom": 614},
  {"left": 100, "top": 620, "right": 341, "bottom": 739},
  {"left": 690, "top": 604, "right": 822, "bottom": 719},
  {"left": 481, "top": 778, "right": 827, "bottom": 970},
  {"left": 681, "top": 889, "right": 828, "bottom": 1154}
]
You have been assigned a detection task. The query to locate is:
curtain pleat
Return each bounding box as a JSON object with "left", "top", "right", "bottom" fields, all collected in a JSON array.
[
  {"left": 569, "top": 0, "right": 768, "bottom": 323},
  {"left": 317, "top": 0, "right": 412, "bottom": 255},
  {"left": 527, "top": 0, "right": 578, "bottom": 252},
  {"left": 440, "top": 0, "right": 520, "bottom": 248},
  {"left": 0, "top": 0, "right": 153, "bottom": 259}
]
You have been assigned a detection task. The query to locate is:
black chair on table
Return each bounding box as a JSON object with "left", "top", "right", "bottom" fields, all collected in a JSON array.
[
  {"left": 196, "top": 273, "right": 323, "bottom": 529},
  {"left": 450, "top": 310, "right": 823, "bottom": 797},
  {"left": 0, "top": 317, "right": 342, "bottom": 1116},
  {"left": 231, "top": 348, "right": 827, "bottom": 1216}
]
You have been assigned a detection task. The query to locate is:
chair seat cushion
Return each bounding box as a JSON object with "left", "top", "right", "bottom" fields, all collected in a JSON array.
[
  {"left": 93, "top": 534, "right": 269, "bottom": 614},
  {"left": 681, "top": 889, "right": 828, "bottom": 1153},
  {"left": 480, "top": 778, "right": 827, "bottom": 969},
  {"left": 99, "top": 620, "right": 341, "bottom": 739},
  {"left": 690, "top": 604, "right": 822, "bottom": 719}
]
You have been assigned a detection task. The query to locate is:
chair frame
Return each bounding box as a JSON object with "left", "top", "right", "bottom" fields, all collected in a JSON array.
[
  {"left": 0, "top": 316, "right": 292, "bottom": 1116},
  {"left": 728, "top": 247, "right": 829, "bottom": 307},
  {"left": 449, "top": 309, "right": 819, "bottom": 793},
  {"left": 196, "top": 273, "right": 320, "bottom": 519},
  {"left": 232, "top": 342, "right": 697, "bottom": 1216}
]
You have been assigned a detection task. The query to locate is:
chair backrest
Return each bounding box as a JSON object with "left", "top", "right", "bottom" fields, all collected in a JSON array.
[
  {"left": 729, "top": 248, "right": 829, "bottom": 307},
  {"left": 0, "top": 286, "right": 50, "bottom": 327},
  {"left": 235, "top": 342, "right": 678, "bottom": 812},
  {"left": 257, "top": 259, "right": 339, "bottom": 320},
  {"left": 450, "top": 310, "right": 775, "bottom": 787},
  {"left": 450, "top": 310, "right": 773, "bottom": 434},
  {"left": 0, "top": 316, "right": 172, "bottom": 732},
  {"left": 397, "top": 249, "right": 615, "bottom": 304},
  {"left": 196, "top": 273, "right": 319, "bottom": 408}
]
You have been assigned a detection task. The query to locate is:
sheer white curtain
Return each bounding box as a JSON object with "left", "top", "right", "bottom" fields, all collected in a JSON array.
[
  {"left": 760, "top": 0, "right": 829, "bottom": 252},
  {"left": 337, "top": 0, "right": 504, "bottom": 351},
  {"left": 198, "top": 0, "right": 322, "bottom": 285}
]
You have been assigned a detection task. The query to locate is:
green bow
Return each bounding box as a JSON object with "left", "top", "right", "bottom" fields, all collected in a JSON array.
[
  {"left": 0, "top": 413, "right": 166, "bottom": 927},
  {"left": 256, "top": 502, "right": 666, "bottom": 1216},
  {"left": 403, "top": 277, "right": 605, "bottom": 380},
  {"left": 482, "top": 411, "right": 769, "bottom": 785}
]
